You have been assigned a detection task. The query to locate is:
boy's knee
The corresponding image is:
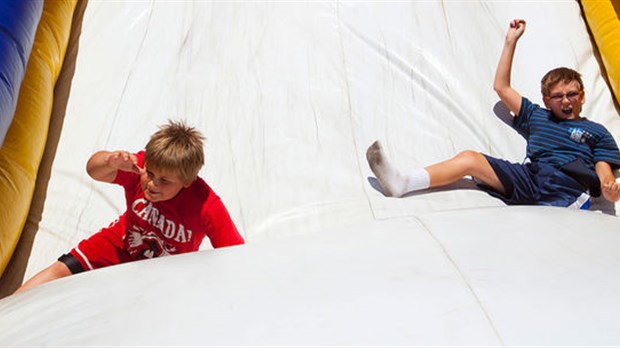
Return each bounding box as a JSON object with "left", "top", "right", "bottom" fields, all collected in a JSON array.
[
  {"left": 453, "top": 150, "right": 492, "bottom": 176},
  {"left": 455, "top": 150, "right": 484, "bottom": 165}
]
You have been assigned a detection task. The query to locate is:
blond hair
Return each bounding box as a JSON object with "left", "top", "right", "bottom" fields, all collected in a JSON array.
[
  {"left": 145, "top": 120, "right": 205, "bottom": 183},
  {"left": 541, "top": 67, "right": 584, "bottom": 97}
]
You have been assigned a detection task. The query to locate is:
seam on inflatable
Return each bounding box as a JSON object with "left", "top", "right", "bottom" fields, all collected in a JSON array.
[
  {"left": 416, "top": 215, "right": 506, "bottom": 346},
  {"left": 334, "top": 2, "right": 377, "bottom": 221}
]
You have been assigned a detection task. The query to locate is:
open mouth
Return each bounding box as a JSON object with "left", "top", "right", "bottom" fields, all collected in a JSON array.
[{"left": 561, "top": 108, "right": 573, "bottom": 115}]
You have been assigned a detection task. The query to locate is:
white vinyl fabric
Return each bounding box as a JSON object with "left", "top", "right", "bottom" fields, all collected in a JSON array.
[{"left": 2, "top": 1, "right": 620, "bottom": 345}]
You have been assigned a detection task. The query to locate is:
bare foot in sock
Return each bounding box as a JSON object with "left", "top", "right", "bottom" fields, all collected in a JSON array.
[{"left": 366, "top": 141, "right": 408, "bottom": 197}]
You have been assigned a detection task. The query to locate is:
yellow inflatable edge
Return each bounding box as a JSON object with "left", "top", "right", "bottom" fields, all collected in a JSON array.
[
  {"left": 0, "top": 0, "right": 78, "bottom": 276},
  {"left": 581, "top": 0, "right": 620, "bottom": 104}
]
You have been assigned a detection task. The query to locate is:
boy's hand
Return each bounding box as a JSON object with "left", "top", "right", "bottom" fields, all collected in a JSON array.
[
  {"left": 595, "top": 162, "right": 620, "bottom": 203},
  {"left": 601, "top": 180, "right": 620, "bottom": 203},
  {"left": 506, "top": 19, "right": 526, "bottom": 44},
  {"left": 104, "top": 151, "right": 143, "bottom": 174}
]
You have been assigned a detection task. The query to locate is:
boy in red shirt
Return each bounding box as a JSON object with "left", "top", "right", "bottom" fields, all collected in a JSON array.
[{"left": 17, "top": 120, "right": 244, "bottom": 292}]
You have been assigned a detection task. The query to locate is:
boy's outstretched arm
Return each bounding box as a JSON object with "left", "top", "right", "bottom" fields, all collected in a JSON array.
[
  {"left": 595, "top": 161, "right": 620, "bottom": 202},
  {"left": 86, "top": 150, "right": 143, "bottom": 183},
  {"left": 493, "top": 19, "right": 526, "bottom": 116}
]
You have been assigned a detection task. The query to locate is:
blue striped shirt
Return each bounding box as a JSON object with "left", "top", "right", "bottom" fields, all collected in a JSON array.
[{"left": 513, "top": 97, "right": 620, "bottom": 171}]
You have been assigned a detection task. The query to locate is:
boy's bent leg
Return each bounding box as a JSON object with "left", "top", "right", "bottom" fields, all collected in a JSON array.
[
  {"left": 367, "top": 143, "right": 505, "bottom": 197},
  {"left": 14, "top": 261, "right": 72, "bottom": 294},
  {"left": 425, "top": 150, "right": 506, "bottom": 195}
]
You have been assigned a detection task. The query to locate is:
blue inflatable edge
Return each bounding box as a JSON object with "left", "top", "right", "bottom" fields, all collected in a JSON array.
[{"left": 0, "top": 0, "right": 44, "bottom": 147}]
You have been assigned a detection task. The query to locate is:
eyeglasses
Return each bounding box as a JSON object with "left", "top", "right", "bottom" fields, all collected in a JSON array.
[{"left": 549, "top": 91, "right": 581, "bottom": 102}]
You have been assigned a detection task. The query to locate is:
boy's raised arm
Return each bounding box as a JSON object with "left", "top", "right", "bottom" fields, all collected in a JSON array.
[
  {"left": 493, "top": 19, "right": 526, "bottom": 116},
  {"left": 86, "top": 150, "right": 143, "bottom": 183}
]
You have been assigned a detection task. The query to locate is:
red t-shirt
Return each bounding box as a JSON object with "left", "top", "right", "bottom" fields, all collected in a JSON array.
[{"left": 113, "top": 151, "right": 244, "bottom": 260}]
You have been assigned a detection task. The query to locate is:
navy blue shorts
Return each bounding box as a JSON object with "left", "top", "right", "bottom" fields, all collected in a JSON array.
[{"left": 479, "top": 154, "right": 587, "bottom": 207}]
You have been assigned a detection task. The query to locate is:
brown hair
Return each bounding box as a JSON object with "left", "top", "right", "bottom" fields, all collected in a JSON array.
[
  {"left": 145, "top": 120, "right": 205, "bottom": 183},
  {"left": 540, "top": 67, "right": 584, "bottom": 96}
]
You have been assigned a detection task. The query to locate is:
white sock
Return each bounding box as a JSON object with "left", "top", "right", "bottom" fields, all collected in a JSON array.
[
  {"left": 404, "top": 168, "right": 430, "bottom": 193},
  {"left": 366, "top": 141, "right": 430, "bottom": 197}
]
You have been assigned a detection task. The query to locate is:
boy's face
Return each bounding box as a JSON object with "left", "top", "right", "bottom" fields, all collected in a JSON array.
[
  {"left": 140, "top": 164, "right": 191, "bottom": 202},
  {"left": 543, "top": 80, "right": 585, "bottom": 120}
]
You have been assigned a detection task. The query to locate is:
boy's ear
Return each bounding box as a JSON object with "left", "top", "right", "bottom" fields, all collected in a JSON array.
[
  {"left": 543, "top": 95, "right": 551, "bottom": 108},
  {"left": 183, "top": 177, "right": 196, "bottom": 188}
]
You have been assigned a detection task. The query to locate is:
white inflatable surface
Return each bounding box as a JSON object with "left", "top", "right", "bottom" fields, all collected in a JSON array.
[{"left": 2, "top": 1, "right": 620, "bottom": 345}]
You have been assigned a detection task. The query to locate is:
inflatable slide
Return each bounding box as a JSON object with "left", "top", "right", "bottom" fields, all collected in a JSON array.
[{"left": 1, "top": 1, "right": 620, "bottom": 345}]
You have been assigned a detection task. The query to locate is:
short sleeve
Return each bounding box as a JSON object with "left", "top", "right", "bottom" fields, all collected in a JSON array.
[
  {"left": 202, "top": 195, "right": 245, "bottom": 248},
  {"left": 512, "top": 96, "right": 537, "bottom": 139},
  {"left": 593, "top": 128, "right": 620, "bottom": 169}
]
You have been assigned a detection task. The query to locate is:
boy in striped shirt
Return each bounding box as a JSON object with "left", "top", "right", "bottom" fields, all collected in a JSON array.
[{"left": 367, "top": 19, "right": 620, "bottom": 208}]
